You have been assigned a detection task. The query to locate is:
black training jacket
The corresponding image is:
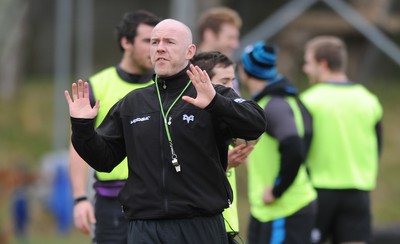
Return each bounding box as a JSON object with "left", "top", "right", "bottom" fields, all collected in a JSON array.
[{"left": 71, "top": 66, "right": 266, "bottom": 220}]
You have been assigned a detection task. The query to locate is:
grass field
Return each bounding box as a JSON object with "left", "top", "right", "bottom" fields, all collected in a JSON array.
[{"left": 0, "top": 77, "right": 399, "bottom": 243}]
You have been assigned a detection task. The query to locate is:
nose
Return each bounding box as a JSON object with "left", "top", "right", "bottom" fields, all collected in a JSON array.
[{"left": 156, "top": 41, "right": 166, "bottom": 52}]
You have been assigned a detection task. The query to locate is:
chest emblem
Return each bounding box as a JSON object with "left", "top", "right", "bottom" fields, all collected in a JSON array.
[{"left": 183, "top": 114, "right": 194, "bottom": 124}]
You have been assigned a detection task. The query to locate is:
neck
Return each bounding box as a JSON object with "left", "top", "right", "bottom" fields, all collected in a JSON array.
[
  {"left": 119, "top": 55, "right": 149, "bottom": 74},
  {"left": 320, "top": 71, "right": 348, "bottom": 83},
  {"left": 197, "top": 42, "right": 214, "bottom": 54},
  {"left": 247, "top": 78, "right": 267, "bottom": 95}
]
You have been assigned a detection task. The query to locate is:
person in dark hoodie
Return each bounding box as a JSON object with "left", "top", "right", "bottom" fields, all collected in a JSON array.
[{"left": 238, "top": 40, "right": 317, "bottom": 244}]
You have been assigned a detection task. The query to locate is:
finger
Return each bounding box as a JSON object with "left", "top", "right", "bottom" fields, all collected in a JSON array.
[
  {"left": 89, "top": 208, "right": 96, "bottom": 224},
  {"left": 195, "top": 67, "right": 208, "bottom": 83},
  {"left": 242, "top": 145, "right": 254, "bottom": 153},
  {"left": 84, "top": 81, "right": 90, "bottom": 98},
  {"left": 194, "top": 66, "right": 209, "bottom": 84},
  {"left": 80, "top": 215, "right": 90, "bottom": 234},
  {"left": 186, "top": 69, "right": 196, "bottom": 84},
  {"left": 191, "top": 64, "right": 206, "bottom": 84},
  {"left": 202, "top": 70, "right": 211, "bottom": 83},
  {"left": 235, "top": 144, "right": 247, "bottom": 150},
  {"left": 74, "top": 215, "right": 89, "bottom": 234},
  {"left": 93, "top": 99, "right": 100, "bottom": 113},
  {"left": 64, "top": 90, "right": 72, "bottom": 104},
  {"left": 77, "top": 79, "right": 84, "bottom": 99},
  {"left": 182, "top": 95, "right": 195, "bottom": 105},
  {"left": 190, "top": 64, "right": 201, "bottom": 78},
  {"left": 72, "top": 82, "right": 78, "bottom": 100}
]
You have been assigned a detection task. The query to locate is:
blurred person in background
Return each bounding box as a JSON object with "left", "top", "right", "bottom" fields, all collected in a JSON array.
[
  {"left": 197, "top": 6, "right": 242, "bottom": 93},
  {"left": 69, "top": 10, "right": 160, "bottom": 243},
  {"left": 65, "top": 18, "right": 266, "bottom": 243},
  {"left": 197, "top": 6, "right": 241, "bottom": 59},
  {"left": 191, "top": 51, "right": 255, "bottom": 243},
  {"left": 238, "top": 40, "right": 317, "bottom": 244},
  {"left": 301, "top": 35, "right": 383, "bottom": 244}
]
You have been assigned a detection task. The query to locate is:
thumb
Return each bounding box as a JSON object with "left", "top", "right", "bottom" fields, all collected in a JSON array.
[
  {"left": 93, "top": 99, "right": 100, "bottom": 113},
  {"left": 181, "top": 96, "right": 195, "bottom": 105},
  {"left": 89, "top": 209, "right": 96, "bottom": 224}
]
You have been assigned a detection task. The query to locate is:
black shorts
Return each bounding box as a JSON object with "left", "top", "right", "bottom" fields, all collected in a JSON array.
[
  {"left": 247, "top": 200, "right": 317, "bottom": 244},
  {"left": 127, "top": 214, "right": 228, "bottom": 244},
  {"left": 311, "top": 189, "right": 371, "bottom": 244},
  {"left": 93, "top": 195, "right": 128, "bottom": 244}
]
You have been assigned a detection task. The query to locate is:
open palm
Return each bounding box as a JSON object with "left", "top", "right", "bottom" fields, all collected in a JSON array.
[
  {"left": 182, "top": 64, "right": 216, "bottom": 109},
  {"left": 64, "top": 79, "right": 99, "bottom": 119}
]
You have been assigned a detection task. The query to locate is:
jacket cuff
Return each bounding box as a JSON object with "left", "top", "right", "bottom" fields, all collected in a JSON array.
[
  {"left": 204, "top": 93, "right": 218, "bottom": 111},
  {"left": 71, "top": 117, "right": 95, "bottom": 139}
]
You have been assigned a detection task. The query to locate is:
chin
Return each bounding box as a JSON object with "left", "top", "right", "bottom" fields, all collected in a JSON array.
[{"left": 154, "top": 68, "right": 170, "bottom": 77}]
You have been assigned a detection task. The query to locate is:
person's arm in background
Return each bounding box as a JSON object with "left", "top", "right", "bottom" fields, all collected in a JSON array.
[
  {"left": 262, "top": 98, "right": 305, "bottom": 204},
  {"left": 376, "top": 121, "right": 383, "bottom": 158},
  {"left": 69, "top": 80, "right": 96, "bottom": 235},
  {"left": 69, "top": 143, "right": 96, "bottom": 235}
]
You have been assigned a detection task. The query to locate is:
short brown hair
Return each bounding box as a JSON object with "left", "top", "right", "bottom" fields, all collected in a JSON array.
[
  {"left": 305, "top": 35, "right": 348, "bottom": 72},
  {"left": 191, "top": 51, "right": 233, "bottom": 79},
  {"left": 198, "top": 7, "right": 242, "bottom": 41}
]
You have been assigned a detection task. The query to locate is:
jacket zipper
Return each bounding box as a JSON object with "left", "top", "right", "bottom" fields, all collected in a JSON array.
[{"left": 160, "top": 87, "right": 169, "bottom": 214}]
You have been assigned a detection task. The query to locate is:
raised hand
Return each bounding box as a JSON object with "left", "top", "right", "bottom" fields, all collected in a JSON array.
[
  {"left": 64, "top": 79, "right": 99, "bottom": 119},
  {"left": 182, "top": 64, "right": 216, "bottom": 109}
]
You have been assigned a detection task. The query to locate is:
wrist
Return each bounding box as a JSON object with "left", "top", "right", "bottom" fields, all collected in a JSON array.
[{"left": 74, "top": 195, "right": 88, "bottom": 205}]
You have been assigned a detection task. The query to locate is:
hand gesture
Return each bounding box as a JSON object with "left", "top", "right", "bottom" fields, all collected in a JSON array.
[
  {"left": 227, "top": 144, "right": 254, "bottom": 170},
  {"left": 64, "top": 79, "right": 99, "bottom": 119},
  {"left": 183, "top": 64, "right": 216, "bottom": 109},
  {"left": 73, "top": 200, "right": 96, "bottom": 234}
]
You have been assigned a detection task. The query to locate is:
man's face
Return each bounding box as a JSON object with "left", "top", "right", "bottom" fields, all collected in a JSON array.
[
  {"left": 303, "top": 49, "right": 321, "bottom": 84},
  {"left": 129, "top": 24, "right": 154, "bottom": 71},
  {"left": 210, "top": 64, "right": 235, "bottom": 88},
  {"left": 213, "top": 23, "right": 240, "bottom": 59},
  {"left": 150, "top": 22, "right": 195, "bottom": 77}
]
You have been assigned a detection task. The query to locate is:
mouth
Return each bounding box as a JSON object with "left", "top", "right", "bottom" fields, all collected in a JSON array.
[{"left": 156, "top": 57, "right": 168, "bottom": 62}]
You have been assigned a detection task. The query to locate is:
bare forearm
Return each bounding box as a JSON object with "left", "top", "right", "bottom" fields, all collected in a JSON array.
[{"left": 69, "top": 142, "right": 89, "bottom": 198}]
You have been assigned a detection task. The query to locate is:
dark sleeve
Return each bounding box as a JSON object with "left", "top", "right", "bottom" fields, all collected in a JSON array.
[
  {"left": 376, "top": 120, "right": 383, "bottom": 158},
  {"left": 297, "top": 98, "right": 313, "bottom": 157},
  {"left": 71, "top": 102, "right": 126, "bottom": 172},
  {"left": 205, "top": 85, "right": 266, "bottom": 141},
  {"left": 272, "top": 136, "right": 304, "bottom": 198},
  {"left": 265, "top": 98, "right": 305, "bottom": 198}
]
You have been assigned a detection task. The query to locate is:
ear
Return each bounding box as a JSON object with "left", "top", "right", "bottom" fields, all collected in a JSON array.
[
  {"left": 319, "top": 59, "right": 330, "bottom": 71},
  {"left": 186, "top": 44, "right": 197, "bottom": 60},
  {"left": 203, "top": 28, "right": 216, "bottom": 42},
  {"left": 237, "top": 65, "right": 248, "bottom": 83},
  {"left": 121, "top": 36, "right": 133, "bottom": 50}
]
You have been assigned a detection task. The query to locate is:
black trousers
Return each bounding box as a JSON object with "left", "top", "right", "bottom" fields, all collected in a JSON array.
[
  {"left": 247, "top": 200, "right": 317, "bottom": 244},
  {"left": 93, "top": 195, "right": 128, "bottom": 244},
  {"left": 127, "top": 214, "right": 229, "bottom": 244}
]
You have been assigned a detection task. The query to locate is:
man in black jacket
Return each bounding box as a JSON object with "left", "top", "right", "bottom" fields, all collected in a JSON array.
[{"left": 65, "top": 18, "right": 265, "bottom": 243}]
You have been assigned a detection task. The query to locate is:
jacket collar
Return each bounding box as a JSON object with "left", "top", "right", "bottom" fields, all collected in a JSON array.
[
  {"left": 253, "top": 75, "right": 298, "bottom": 102},
  {"left": 154, "top": 64, "right": 191, "bottom": 90}
]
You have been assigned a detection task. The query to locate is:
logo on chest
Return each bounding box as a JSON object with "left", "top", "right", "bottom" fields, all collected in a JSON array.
[
  {"left": 130, "top": 116, "right": 151, "bottom": 124},
  {"left": 182, "top": 114, "right": 194, "bottom": 124}
]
